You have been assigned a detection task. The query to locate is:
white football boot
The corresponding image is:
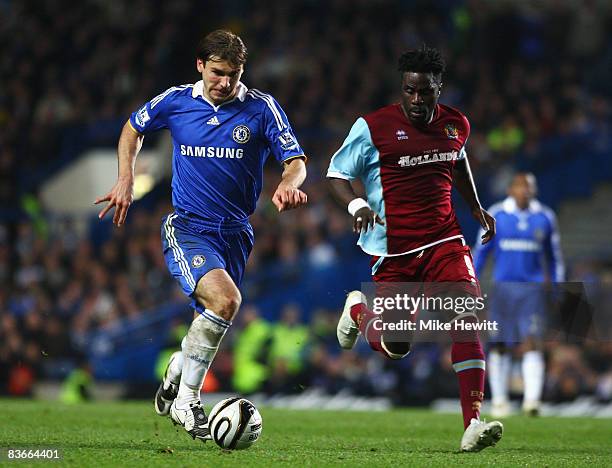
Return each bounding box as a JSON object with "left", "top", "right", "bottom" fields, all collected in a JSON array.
[
  {"left": 170, "top": 400, "right": 211, "bottom": 442},
  {"left": 337, "top": 290, "right": 367, "bottom": 349},
  {"left": 154, "top": 351, "right": 181, "bottom": 416},
  {"left": 460, "top": 418, "right": 504, "bottom": 452}
]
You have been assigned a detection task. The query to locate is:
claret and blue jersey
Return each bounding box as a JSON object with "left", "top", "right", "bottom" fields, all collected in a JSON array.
[
  {"left": 327, "top": 103, "right": 469, "bottom": 258},
  {"left": 129, "top": 80, "right": 305, "bottom": 223}
]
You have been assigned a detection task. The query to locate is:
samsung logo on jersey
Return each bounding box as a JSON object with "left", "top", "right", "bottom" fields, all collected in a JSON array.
[
  {"left": 180, "top": 145, "right": 244, "bottom": 159},
  {"left": 499, "top": 239, "right": 541, "bottom": 252},
  {"left": 398, "top": 150, "right": 460, "bottom": 168}
]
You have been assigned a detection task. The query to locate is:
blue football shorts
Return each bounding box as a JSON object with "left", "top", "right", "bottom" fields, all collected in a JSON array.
[
  {"left": 161, "top": 212, "right": 254, "bottom": 312},
  {"left": 487, "top": 282, "right": 547, "bottom": 344}
]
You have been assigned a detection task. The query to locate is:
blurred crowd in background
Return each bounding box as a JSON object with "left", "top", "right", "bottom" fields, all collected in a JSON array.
[{"left": 0, "top": 0, "right": 611, "bottom": 404}]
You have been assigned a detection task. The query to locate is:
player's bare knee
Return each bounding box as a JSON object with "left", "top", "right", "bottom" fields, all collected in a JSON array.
[
  {"left": 192, "top": 283, "right": 241, "bottom": 321},
  {"left": 213, "top": 292, "right": 242, "bottom": 321}
]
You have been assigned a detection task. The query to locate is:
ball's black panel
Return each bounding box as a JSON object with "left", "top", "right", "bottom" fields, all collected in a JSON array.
[
  {"left": 228, "top": 400, "right": 256, "bottom": 449},
  {"left": 208, "top": 397, "right": 241, "bottom": 427},
  {"left": 213, "top": 416, "right": 233, "bottom": 446}
]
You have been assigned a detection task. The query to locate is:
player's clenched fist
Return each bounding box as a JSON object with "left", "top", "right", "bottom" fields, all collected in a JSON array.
[
  {"left": 94, "top": 176, "right": 135, "bottom": 227},
  {"left": 272, "top": 184, "right": 307, "bottom": 212},
  {"left": 353, "top": 206, "right": 384, "bottom": 233}
]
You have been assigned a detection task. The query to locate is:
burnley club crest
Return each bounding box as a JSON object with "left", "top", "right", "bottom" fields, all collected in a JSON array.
[{"left": 444, "top": 123, "right": 459, "bottom": 140}]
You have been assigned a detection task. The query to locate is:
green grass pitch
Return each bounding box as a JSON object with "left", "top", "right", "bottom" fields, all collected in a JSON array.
[{"left": 1, "top": 399, "right": 611, "bottom": 467}]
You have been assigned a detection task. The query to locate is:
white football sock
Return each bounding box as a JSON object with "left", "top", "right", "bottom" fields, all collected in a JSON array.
[
  {"left": 488, "top": 351, "right": 511, "bottom": 405},
  {"left": 522, "top": 350, "right": 545, "bottom": 405},
  {"left": 164, "top": 340, "right": 185, "bottom": 388},
  {"left": 176, "top": 310, "right": 230, "bottom": 407}
]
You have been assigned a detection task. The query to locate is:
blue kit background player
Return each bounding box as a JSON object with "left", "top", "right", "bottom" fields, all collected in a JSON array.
[
  {"left": 473, "top": 173, "right": 564, "bottom": 417},
  {"left": 95, "top": 30, "right": 307, "bottom": 441}
]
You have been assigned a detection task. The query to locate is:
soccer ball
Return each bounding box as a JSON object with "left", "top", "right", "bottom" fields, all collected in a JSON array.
[{"left": 208, "top": 397, "right": 262, "bottom": 450}]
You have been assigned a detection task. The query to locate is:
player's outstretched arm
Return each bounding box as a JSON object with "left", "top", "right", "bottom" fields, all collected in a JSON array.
[
  {"left": 453, "top": 157, "right": 495, "bottom": 244},
  {"left": 328, "top": 178, "right": 383, "bottom": 233},
  {"left": 94, "top": 120, "right": 144, "bottom": 227},
  {"left": 272, "top": 158, "right": 308, "bottom": 212}
]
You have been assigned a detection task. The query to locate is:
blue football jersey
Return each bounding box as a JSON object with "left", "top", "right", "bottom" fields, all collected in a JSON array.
[
  {"left": 129, "top": 81, "right": 304, "bottom": 224},
  {"left": 473, "top": 197, "right": 565, "bottom": 282}
]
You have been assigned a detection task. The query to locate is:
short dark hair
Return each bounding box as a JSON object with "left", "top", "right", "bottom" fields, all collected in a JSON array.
[
  {"left": 398, "top": 45, "right": 445, "bottom": 76},
  {"left": 196, "top": 30, "right": 248, "bottom": 68}
]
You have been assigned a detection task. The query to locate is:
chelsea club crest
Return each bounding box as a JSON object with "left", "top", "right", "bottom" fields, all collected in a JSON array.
[
  {"left": 192, "top": 255, "right": 206, "bottom": 268},
  {"left": 232, "top": 125, "right": 251, "bottom": 144}
]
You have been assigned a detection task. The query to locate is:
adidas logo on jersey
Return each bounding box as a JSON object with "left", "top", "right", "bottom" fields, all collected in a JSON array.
[{"left": 206, "top": 116, "right": 220, "bottom": 125}]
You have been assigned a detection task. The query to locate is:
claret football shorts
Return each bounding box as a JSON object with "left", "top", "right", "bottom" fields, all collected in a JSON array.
[
  {"left": 368, "top": 239, "right": 481, "bottom": 341},
  {"left": 371, "top": 239, "right": 481, "bottom": 295}
]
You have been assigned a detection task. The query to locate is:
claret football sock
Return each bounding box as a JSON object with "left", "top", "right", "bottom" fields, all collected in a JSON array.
[
  {"left": 351, "top": 303, "right": 384, "bottom": 353},
  {"left": 450, "top": 315, "right": 486, "bottom": 429},
  {"left": 176, "top": 309, "right": 230, "bottom": 407},
  {"left": 452, "top": 341, "right": 486, "bottom": 429}
]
